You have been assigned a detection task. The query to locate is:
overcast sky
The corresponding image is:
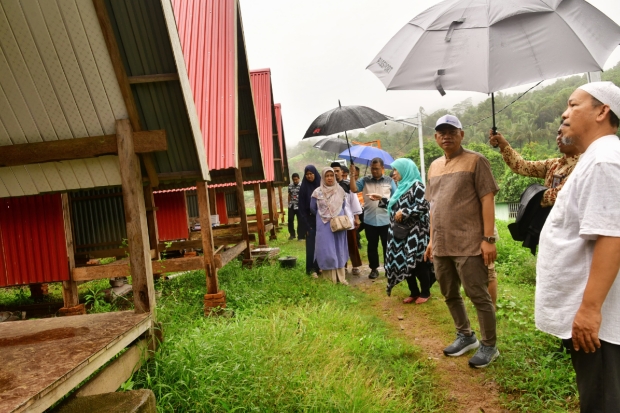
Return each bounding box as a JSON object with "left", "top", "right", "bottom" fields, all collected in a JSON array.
[{"left": 239, "top": 0, "right": 620, "bottom": 145}]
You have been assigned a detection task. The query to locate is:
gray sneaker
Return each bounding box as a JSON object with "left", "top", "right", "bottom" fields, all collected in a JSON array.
[
  {"left": 468, "top": 344, "right": 500, "bottom": 368},
  {"left": 443, "top": 332, "right": 480, "bottom": 357}
]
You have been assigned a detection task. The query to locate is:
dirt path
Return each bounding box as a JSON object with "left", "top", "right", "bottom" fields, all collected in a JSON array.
[{"left": 347, "top": 267, "right": 510, "bottom": 413}]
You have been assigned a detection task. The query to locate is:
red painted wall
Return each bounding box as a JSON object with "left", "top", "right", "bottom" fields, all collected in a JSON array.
[
  {"left": 0, "top": 194, "right": 69, "bottom": 287},
  {"left": 154, "top": 192, "right": 189, "bottom": 241}
]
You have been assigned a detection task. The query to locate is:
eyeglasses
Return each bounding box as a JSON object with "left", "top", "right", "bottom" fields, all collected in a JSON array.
[{"left": 436, "top": 129, "right": 461, "bottom": 137}]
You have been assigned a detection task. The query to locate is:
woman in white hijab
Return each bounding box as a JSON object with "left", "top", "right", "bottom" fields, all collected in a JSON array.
[{"left": 310, "top": 167, "right": 349, "bottom": 285}]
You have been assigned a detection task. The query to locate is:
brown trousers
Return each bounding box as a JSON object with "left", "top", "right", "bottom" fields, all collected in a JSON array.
[
  {"left": 433, "top": 255, "right": 496, "bottom": 347},
  {"left": 346, "top": 229, "right": 362, "bottom": 267}
]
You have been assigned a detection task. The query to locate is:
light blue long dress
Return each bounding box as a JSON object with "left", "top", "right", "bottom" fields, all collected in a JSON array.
[{"left": 310, "top": 198, "right": 348, "bottom": 270}]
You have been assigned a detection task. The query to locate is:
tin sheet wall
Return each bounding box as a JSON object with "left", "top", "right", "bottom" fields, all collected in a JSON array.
[
  {"left": 154, "top": 192, "right": 189, "bottom": 241},
  {"left": 0, "top": 194, "right": 69, "bottom": 287}
]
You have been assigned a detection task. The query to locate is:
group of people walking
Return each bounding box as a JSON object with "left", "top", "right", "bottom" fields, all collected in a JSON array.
[{"left": 288, "top": 81, "right": 620, "bottom": 411}]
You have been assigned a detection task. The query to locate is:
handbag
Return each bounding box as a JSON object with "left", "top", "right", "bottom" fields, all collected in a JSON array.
[
  {"left": 391, "top": 221, "right": 411, "bottom": 240},
  {"left": 330, "top": 215, "right": 352, "bottom": 233}
]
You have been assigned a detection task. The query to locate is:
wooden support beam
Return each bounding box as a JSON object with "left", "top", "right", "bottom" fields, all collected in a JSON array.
[
  {"left": 142, "top": 154, "right": 160, "bottom": 188},
  {"left": 208, "top": 187, "right": 217, "bottom": 215},
  {"left": 93, "top": 0, "right": 140, "bottom": 131},
  {"left": 73, "top": 256, "right": 206, "bottom": 281},
  {"left": 234, "top": 168, "right": 252, "bottom": 260},
  {"left": 253, "top": 184, "right": 267, "bottom": 246},
  {"left": 266, "top": 183, "right": 277, "bottom": 240},
  {"left": 158, "top": 239, "right": 202, "bottom": 252},
  {"left": 238, "top": 158, "right": 253, "bottom": 168},
  {"left": 128, "top": 73, "right": 179, "bottom": 84},
  {"left": 218, "top": 242, "right": 247, "bottom": 268},
  {"left": 278, "top": 186, "right": 285, "bottom": 224},
  {"left": 213, "top": 233, "right": 255, "bottom": 247},
  {"left": 0, "top": 131, "right": 167, "bottom": 167},
  {"left": 116, "top": 119, "right": 155, "bottom": 314},
  {"left": 196, "top": 181, "right": 219, "bottom": 294},
  {"left": 61, "top": 193, "right": 79, "bottom": 309},
  {"left": 144, "top": 185, "right": 160, "bottom": 261}
]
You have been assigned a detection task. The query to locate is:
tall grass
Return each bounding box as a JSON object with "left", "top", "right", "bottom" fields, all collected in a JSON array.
[{"left": 133, "top": 237, "right": 447, "bottom": 412}]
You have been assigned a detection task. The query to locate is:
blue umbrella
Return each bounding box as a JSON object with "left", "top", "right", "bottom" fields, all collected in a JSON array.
[{"left": 338, "top": 145, "right": 394, "bottom": 169}]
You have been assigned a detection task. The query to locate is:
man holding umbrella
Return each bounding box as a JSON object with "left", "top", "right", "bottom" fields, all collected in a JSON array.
[
  {"left": 424, "top": 115, "right": 500, "bottom": 368},
  {"left": 536, "top": 82, "right": 620, "bottom": 411},
  {"left": 351, "top": 158, "right": 397, "bottom": 279}
]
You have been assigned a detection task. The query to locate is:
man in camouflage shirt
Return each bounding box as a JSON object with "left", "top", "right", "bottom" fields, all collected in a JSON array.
[{"left": 489, "top": 126, "right": 580, "bottom": 207}]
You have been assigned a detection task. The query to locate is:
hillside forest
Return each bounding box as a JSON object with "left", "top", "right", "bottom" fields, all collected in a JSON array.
[{"left": 287, "top": 63, "right": 620, "bottom": 202}]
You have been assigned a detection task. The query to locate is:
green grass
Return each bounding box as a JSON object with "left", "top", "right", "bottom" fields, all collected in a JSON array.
[{"left": 132, "top": 234, "right": 447, "bottom": 412}]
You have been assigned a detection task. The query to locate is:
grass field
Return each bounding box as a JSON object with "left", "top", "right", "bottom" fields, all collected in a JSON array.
[{"left": 0, "top": 220, "right": 578, "bottom": 412}]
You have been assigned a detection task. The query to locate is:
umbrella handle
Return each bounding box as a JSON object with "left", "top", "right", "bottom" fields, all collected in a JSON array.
[
  {"left": 491, "top": 93, "right": 499, "bottom": 148},
  {"left": 345, "top": 130, "right": 354, "bottom": 164}
]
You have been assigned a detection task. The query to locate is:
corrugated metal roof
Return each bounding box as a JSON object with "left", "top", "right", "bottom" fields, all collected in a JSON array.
[
  {"left": 0, "top": 0, "right": 127, "bottom": 197},
  {"left": 105, "top": 0, "right": 208, "bottom": 180},
  {"left": 275, "top": 103, "right": 290, "bottom": 185},
  {"left": 154, "top": 191, "right": 188, "bottom": 241},
  {"left": 170, "top": 0, "right": 264, "bottom": 184},
  {"left": 250, "top": 69, "right": 275, "bottom": 182},
  {"left": 0, "top": 194, "right": 69, "bottom": 287}
]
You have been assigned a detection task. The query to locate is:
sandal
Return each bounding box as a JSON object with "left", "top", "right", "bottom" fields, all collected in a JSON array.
[
  {"left": 403, "top": 296, "right": 418, "bottom": 304},
  {"left": 415, "top": 296, "right": 430, "bottom": 304}
]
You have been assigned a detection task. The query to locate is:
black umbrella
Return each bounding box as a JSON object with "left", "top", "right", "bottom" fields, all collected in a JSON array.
[
  {"left": 313, "top": 137, "right": 350, "bottom": 154},
  {"left": 302, "top": 101, "right": 389, "bottom": 161}
]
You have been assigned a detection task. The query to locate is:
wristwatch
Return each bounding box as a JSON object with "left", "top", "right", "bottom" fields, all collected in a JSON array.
[{"left": 482, "top": 236, "right": 496, "bottom": 244}]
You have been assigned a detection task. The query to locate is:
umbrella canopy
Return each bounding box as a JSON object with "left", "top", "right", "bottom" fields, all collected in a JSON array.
[
  {"left": 313, "top": 137, "right": 350, "bottom": 154},
  {"left": 302, "top": 105, "right": 389, "bottom": 139},
  {"left": 338, "top": 145, "right": 395, "bottom": 169},
  {"left": 368, "top": 0, "right": 620, "bottom": 94}
]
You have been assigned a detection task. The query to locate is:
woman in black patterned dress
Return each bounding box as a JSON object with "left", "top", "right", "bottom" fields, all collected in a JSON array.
[{"left": 383, "top": 158, "right": 434, "bottom": 303}]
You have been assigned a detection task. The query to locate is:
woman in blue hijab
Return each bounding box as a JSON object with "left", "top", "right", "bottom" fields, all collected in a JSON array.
[
  {"left": 298, "top": 165, "right": 321, "bottom": 276},
  {"left": 384, "top": 158, "right": 434, "bottom": 302}
]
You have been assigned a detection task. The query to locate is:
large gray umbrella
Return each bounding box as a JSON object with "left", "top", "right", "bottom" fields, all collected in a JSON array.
[{"left": 368, "top": 0, "right": 620, "bottom": 131}]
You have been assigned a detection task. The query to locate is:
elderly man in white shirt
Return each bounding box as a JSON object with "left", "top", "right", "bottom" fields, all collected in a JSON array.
[{"left": 536, "top": 81, "right": 620, "bottom": 413}]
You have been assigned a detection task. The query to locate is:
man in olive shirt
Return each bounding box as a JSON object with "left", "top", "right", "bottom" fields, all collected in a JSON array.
[{"left": 424, "top": 115, "right": 500, "bottom": 368}]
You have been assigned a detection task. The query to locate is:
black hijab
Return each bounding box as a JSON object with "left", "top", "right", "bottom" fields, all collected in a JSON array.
[{"left": 298, "top": 165, "right": 321, "bottom": 229}]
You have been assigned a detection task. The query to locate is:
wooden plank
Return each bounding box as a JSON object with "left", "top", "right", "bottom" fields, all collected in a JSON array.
[
  {"left": 157, "top": 239, "right": 202, "bottom": 252},
  {"left": 116, "top": 119, "right": 155, "bottom": 314},
  {"left": 266, "top": 182, "right": 277, "bottom": 240},
  {"left": 278, "top": 186, "right": 285, "bottom": 224},
  {"left": 0, "top": 312, "right": 151, "bottom": 413},
  {"left": 196, "top": 181, "right": 219, "bottom": 294},
  {"left": 235, "top": 168, "right": 251, "bottom": 260},
  {"left": 208, "top": 187, "right": 217, "bottom": 215},
  {"left": 142, "top": 153, "right": 160, "bottom": 188},
  {"left": 128, "top": 73, "right": 179, "bottom": 84},
  {"left": 144, "top": 184, "right": 160, "bottom": 260},
  {"left": 212, "top": 233, "right": 255, "bottom": 247},
  {"left": 226, "top": 213, "right": 270, "bottom": 224},
  {"left": 73, "top": 338, "right": 148, "bottom": 397},
  {"left": 92, "top": 0, "right": 141, "bottom": 132},
  {"left": 219, "top": 242, "right": 247, "bottom": 268},
  {"left": 0, "top": 130, "right": 167, "bottom": 167},
  {"left": 253, "top": 184, "right": 267, "bottom": 245},
  {"left": 153, "top": 257, "right": 203, "bottom": 275},
  {"left": 238, "top": 158, "right": 253, "bottom": 168},
  {"left": 61, "top": 193, "right": 79, "bottom": 308}
]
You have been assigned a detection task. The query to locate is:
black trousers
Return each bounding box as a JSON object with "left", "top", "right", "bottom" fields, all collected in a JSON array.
[
  {"left": 405, "top": 261, "right": 435, "bottom": 298},
  {"left": 288, "top": 209, "right": 305, "bottom": 239},
  {"left": 562, "top": 339, "right": 620, "bottom": 412},
  {"left": 365, "top": 224, "right": 389, "bottom": 270}
]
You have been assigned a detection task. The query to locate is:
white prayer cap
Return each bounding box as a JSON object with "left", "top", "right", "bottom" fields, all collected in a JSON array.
[{"left": 578, "top": 81, "right": 620, "bottom": 118}]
